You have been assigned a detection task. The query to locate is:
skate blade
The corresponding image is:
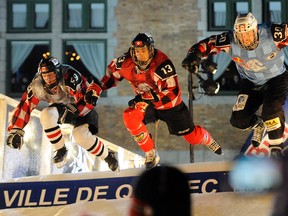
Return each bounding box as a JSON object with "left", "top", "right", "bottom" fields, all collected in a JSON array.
[
  {"left": 55, "top": 159, "right": 67, "bottom": 169},
  {"left": 155, "top": 156, "right": 160, "bottom": 166},
  {"left": 144, "top": 156, "right": 161, "bottom": 169},
  {"left": 113, "top": 167, "right": 120, "bottom": 173}
]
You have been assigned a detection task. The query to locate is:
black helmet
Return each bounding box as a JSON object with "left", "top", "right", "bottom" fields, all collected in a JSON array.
[
  {"left": 130, "top": 33, "right": 154, "bottom": 69},
  {"left": 131, "top": 33, "right": 154, "bottom": 48},
  {"left": 38, "top": 56, "right": 62, "bottom": 90}
]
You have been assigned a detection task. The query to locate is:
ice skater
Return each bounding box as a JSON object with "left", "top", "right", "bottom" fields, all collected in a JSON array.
[
  {"left": 6, "top": 56, "right": 119, "bottom": 171},
  {"left": 182, "top": 12, "right": 288, "bottom": 158}
]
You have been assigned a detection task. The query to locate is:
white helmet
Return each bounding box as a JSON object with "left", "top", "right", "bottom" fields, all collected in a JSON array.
[{"left": 234, "top": 12, "right": 258, "bottom": 50}]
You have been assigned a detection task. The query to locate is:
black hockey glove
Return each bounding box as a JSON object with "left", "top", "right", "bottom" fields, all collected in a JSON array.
[
  {"left": 58, "top": 104, "right": 79, "bottom": 124},
  {"left": 181, "top": 50, "right": 202, "bottom": 74},
  {"left": 84, "top": 90, "right": 99, "bottom": 106},
  {"left": 200, "top": 79, "right": 220, "bottom": 96},
  {"left": 128, "top": 91, "right": 159, "bottom": 107},
  {"left": 84, "top": 82, "right": 102, "bottom": 106},
  {"left": 7, "top": 128, "right": 25, "bottom": 150}
]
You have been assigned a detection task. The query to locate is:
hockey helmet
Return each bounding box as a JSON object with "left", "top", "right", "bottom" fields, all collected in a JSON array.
[
  {"left": 38, "top": 56, "right": 62, "bottom": 90},
  {"left": 130, "top": 33, "right": 155, "bottom": 69},
  {"left": 234, "top": 12, "right": 258, "bottom": 50}
]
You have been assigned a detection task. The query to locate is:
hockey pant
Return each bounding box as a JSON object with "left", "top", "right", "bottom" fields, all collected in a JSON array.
[
  {"left": 123, "top": 106, "right": 212, "bottom": 152},
  {"left": 40, "top": 106, "right": 108, "bottom": 159},
  {"left": 230, "top": 72, "right": 288, "bottom": 146}
]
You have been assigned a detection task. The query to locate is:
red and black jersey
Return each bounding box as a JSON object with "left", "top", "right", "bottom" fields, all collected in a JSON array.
[
  {"left": 101, "top": 49, "right": 183, "bottom": 110},
  {"left": 7, "top": 65, "right": 101, "bottom": 131}
]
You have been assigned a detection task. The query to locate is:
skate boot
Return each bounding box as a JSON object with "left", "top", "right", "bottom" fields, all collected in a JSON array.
[
  {"left": 206, "top": 138, "right": 222, "bottom": 155},
  {"left": 53, "top": 146, "right": 68, "bottom": 168},
  {"left": 104, "top": 150, "right": 119, "bottom": 172},
  {"left": 144, "top": 148, "right": 160, "bottom": 169},
  {"left": 251, "top": 120, "right": 265, "bottom": 147}
]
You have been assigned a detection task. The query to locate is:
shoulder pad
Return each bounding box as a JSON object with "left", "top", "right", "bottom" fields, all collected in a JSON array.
[
  {"left": 64, "top": 69, "right": 82, "bottom": 91},
  {"left": 271, "top": 23, "right": 286, "bottom": 42},
  {"left": 115, "top": 52, "right": 129, "bottom": 69},
  {"left": 155, "top": 59, "right": 176, "bottom": 80},
  {"left": 215, "top": 32, "right": 230, "bottom": 47}
]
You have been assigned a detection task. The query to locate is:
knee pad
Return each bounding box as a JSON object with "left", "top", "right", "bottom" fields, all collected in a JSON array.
[
  {"left": 123, "top": 107, "right": 144, "bottom": 130},
  {"left": 72, "top": 124, "right": 96, "bottom": 149},
  {"left": 40, "top": 107, "right": 59, "bottom": 128},
  {"left": 230, "top": 113, "right": 256, "bottom": 130}
]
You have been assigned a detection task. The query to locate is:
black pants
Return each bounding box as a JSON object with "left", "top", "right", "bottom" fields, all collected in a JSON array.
[
  {"left": 51, "top": 103, "right": 99, "bottom": 135},
  {"left": 144, "top": 102, "right": 195, "bottom": 136},
  {"left": 230, "top": 71, "right": 288, "bottom": 140}
]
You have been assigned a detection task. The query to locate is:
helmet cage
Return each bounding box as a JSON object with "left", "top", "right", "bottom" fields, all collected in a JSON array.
[
  {"left": 130, "top": 33, "right": 154, "bottom": 69},
  {"left": 38, "top": 56, "right": 61, "bottom": 89},
  {"left": 234, "top": 12, "right": 258, "bottom": 50}
]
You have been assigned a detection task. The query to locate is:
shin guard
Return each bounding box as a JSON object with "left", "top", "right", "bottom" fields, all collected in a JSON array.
[
  {"left": 183, "top": 125, "right": 212, "bottom": 145},
  {"left": 123, "top": 107, "right": 154, "bottom": 152}
]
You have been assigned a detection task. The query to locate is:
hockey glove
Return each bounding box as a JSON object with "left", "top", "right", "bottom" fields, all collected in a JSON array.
[
  {"left": 85, "top": 90, "right": 99, "bottom": 106},
  {"left": 128, "top": 91, "right": 159, "bottom": 111},
  {"left": 7, "top": 128, "right": 25, "bottom": 150},
  {"left": 84, "top": 82, "right": 102, "bottom": 106},
  {"left": 181, "top": 50, "right": 202, "bottom": 74},
  {"left": 200, "top": 79, "right": 220, "bottom": 96},
  {"left": 58, "top": 104, "right": 79, "bottom": 124}
]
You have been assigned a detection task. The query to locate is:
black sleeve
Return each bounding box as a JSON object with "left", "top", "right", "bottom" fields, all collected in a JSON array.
[
  {"left": 271, "top": 23, "right": 287, "bottom": 42},
  {"left": 154, "top": 59, "right": 177, "bottom": 81}
]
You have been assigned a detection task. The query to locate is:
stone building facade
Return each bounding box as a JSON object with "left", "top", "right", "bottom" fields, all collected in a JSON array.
[{"left": 0, "top": 0, "right": 261, "bottom": 163}]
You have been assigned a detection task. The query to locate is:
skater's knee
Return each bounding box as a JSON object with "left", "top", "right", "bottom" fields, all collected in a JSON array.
[
  {"left": 72, "top": 124, "right": 89, "bottom": 143},
  {"left": 230, "top": 116, "right": 250, "bottom": 130},
  {"left": 123, "top": 108, "right": 143, "bottom": 129},
  {"left": 40, "top": 107, "right": 59, "bottom": 124}
]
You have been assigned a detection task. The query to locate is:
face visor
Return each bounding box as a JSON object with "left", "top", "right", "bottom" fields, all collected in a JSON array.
[{"left": 234, "top": 12, "right": 259, "bottom": 50}]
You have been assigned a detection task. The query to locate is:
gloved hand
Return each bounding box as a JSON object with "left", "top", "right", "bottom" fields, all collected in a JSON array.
[
  {"left": 128, "top": 91, "right": 159, "bottom": 110},
  {"left": 181, "top": 50, "right": 202, "bottom": 74},
  {"left": 85, "top": 90, "right": 99, "bottom": 106},
  {"left": 7, "top": 128, "right": 25, "bottom": 150},
  {"left": 84, "top": 82, "right": 102, "bottom": 106},
  {"left": 58, "top": 104, "right": 79, "bottom": 124},
  {"left": 200, "top": 79, "right": 220, "bottom": 96}
]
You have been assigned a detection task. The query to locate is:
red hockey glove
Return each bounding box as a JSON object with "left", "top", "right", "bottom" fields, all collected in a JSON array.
[{"left": 7, "top": 128, "right": 25, "bottom": 150}]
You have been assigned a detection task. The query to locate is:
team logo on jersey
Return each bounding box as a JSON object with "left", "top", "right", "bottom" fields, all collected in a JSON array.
[
  {"left": 136, "top": 83, "right": 152, "bottom": 94},
  {"left": 264, "top": 117, "right": 281, "bottom": 131},
  {"left": 266, "top": 52, "right": 277, "bottom": 60}
]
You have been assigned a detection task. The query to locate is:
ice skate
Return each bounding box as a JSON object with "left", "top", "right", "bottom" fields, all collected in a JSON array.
[
  {"left": 144, "top": 148, "right": 160, "bottom": 169},
  {"left": 251, "top": 120, "right": 265, "bottom": 147},
  {"left": 53, "top": 146, "right": 68, "bottom": 168},
  {"left": 205, "top": 138, "right": 222, "bottom": 155},
  {"left": 104, "top": 149, "right": 119, "bottom": 172}
]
